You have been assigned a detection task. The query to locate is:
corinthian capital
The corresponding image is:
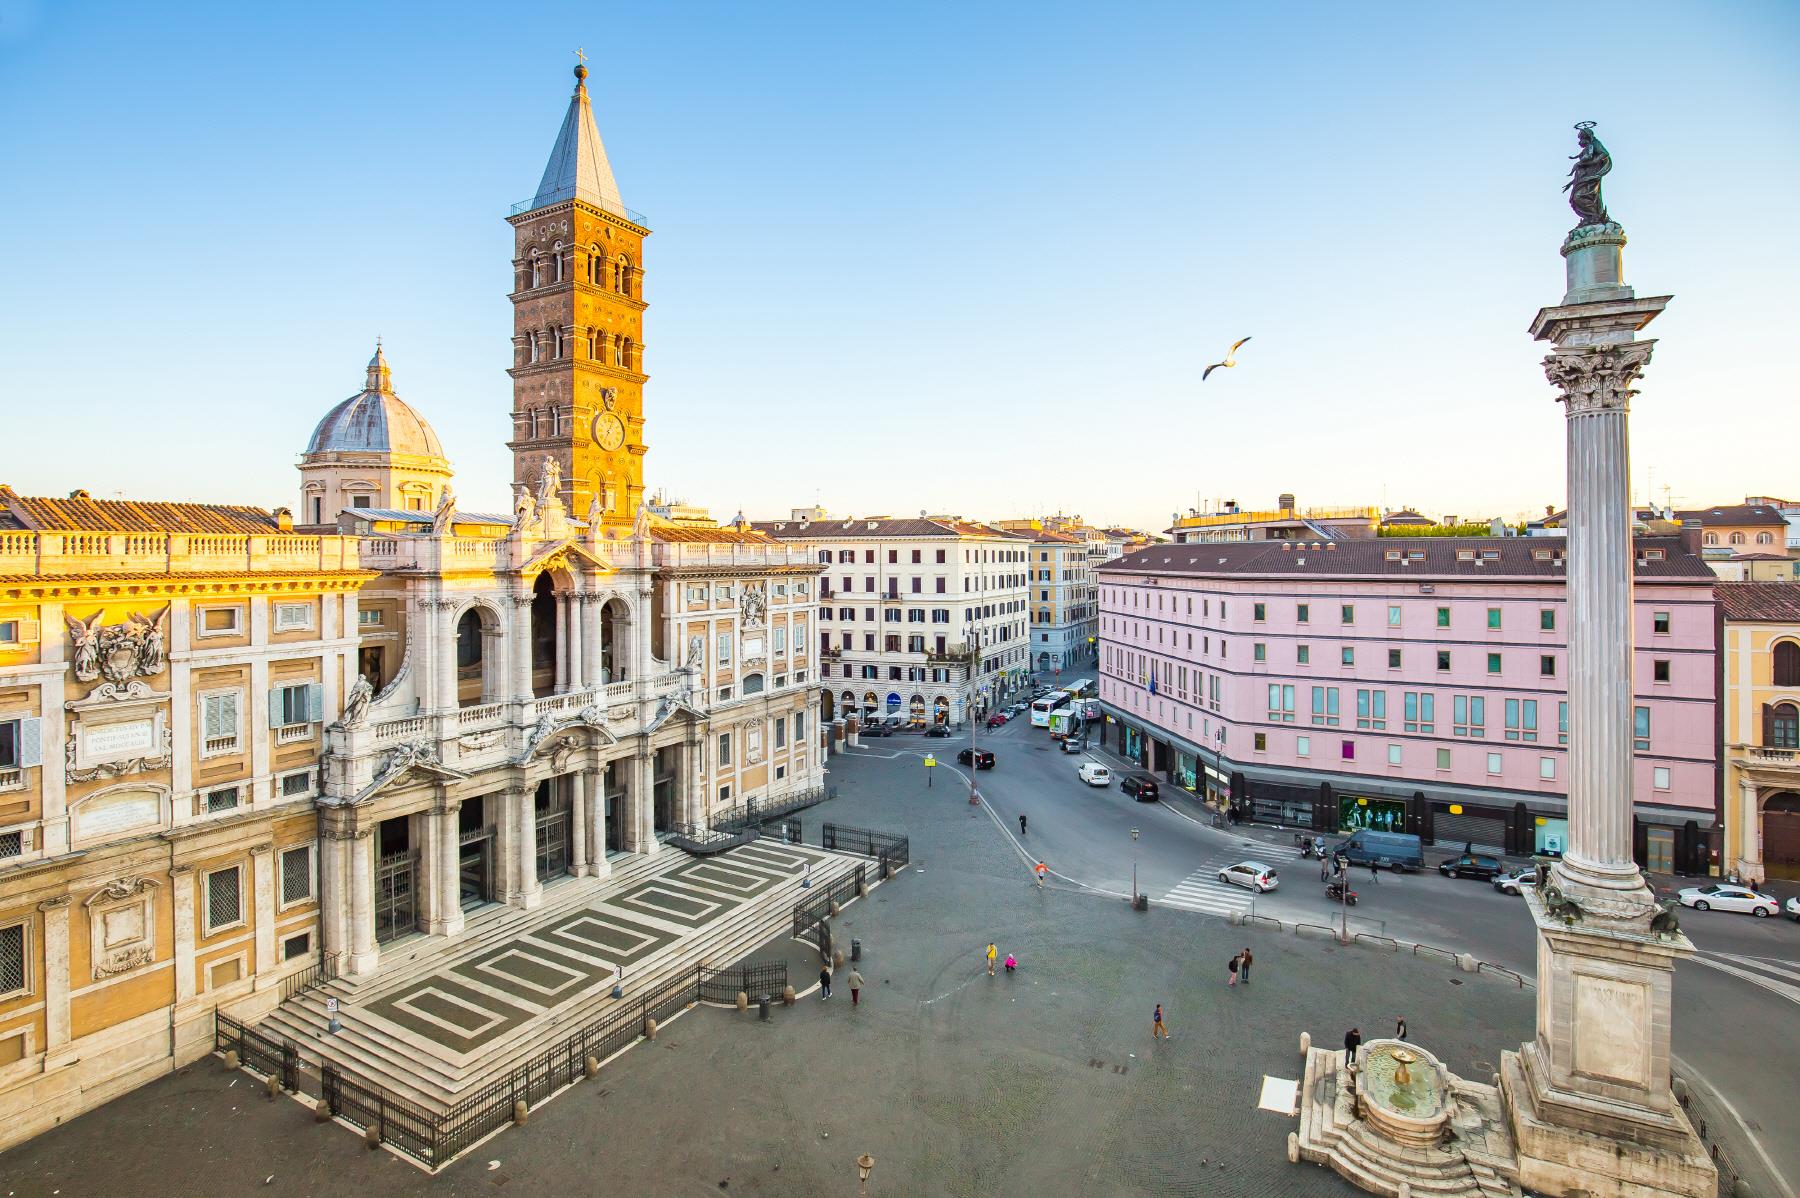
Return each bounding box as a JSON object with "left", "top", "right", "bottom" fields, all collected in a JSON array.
[{"left": 1543, "top": 341, "right": 1655, "bottom": 415}]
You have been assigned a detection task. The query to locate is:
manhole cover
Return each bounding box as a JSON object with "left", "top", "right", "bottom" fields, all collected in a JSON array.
[{"left": 1449, "top": 978, "right": 1464, "bottom": 986}]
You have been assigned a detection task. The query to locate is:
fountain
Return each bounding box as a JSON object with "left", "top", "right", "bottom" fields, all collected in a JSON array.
[{"left": 1356, "top": 1041, "right": 1450, "bottom": 1148}]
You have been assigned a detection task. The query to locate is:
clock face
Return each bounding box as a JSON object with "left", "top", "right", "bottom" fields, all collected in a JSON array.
[{"left": 592, "top": 412, "right": 626, "bottom": 451}]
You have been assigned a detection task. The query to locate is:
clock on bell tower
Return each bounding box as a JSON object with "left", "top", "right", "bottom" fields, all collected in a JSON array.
[{"left": 505, "top": 63, "right": 649, "bottom": 530}]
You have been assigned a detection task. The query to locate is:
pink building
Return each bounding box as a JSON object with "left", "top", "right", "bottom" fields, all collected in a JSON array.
[{"left": 1095, "top": 534, "right": 1719, "bottom": 875}]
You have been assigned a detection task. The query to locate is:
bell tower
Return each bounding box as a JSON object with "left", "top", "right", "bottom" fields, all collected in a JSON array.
[{"left": 506, "top": 62, "right": 649, "bottom": 530}]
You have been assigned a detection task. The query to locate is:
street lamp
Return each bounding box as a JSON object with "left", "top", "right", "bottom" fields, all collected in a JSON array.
[
  {"left": 1130, "top": 827, "right": 1140, "bottom": 907},
  {"left": 857, "top": 1153, "right": 876, "bottom": 1196}
]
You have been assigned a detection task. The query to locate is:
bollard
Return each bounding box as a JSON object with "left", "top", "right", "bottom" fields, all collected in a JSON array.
[
  {"left": 1456, "top": 953, "right": 1478, "bottom": 973},
  {"left": 1299, "top": 1031, "right": 1311, "bottom": 1056},
  {"left": 364, "top": 1125, "right": 380, "bottom": 1149},
  {"left": 851, "top": 937, "right": 862, "bottom": 963},
  {"left": 1228, "top": 911, "right": 1244, "bottom": 926},
  {"left": 1671, "top": 1076, "right": 1689, "bottom": 1103},
  {"left": 782, "top": 985, "right": 796, "bottom": 1006},
  {"left": 759, "top": 995, "right": 772, "bottom": 1022},
  {"left": 645, "top": 1017, "right": 658, "bottom": 1041},
  {"left": 1287, "top": 1131, "right": 1300, "bottom": 1164},
  {"left": 314, "top": 1098, "right": 330, "bottom": 1123},
  {"left": 1399, "top": 1183, "right": 1411, "bottom": 1198},
  {"left": 513, "top": 1099, "right": 529, "bottom": 1126},
  {"left": 223, "top": 1050, "right": 240, "bottom": 1071},
  {"left": 833, "top": 948, "right": 845, "bottom": 969},
  {"left": 265, "top": 1074, "right": 281, "bottom": 1100},
  {"left": 736, "top": 991, "right": 748, "bottom": 1013},
  {"left": 830, "top": 900, "right": 842, "bottom": 917},
  {"left": 585, "top": 1055, "right": 600, "bottom": 1078},
  {"left": 857, "top": 880, "right": 869, "bottom": 899}
]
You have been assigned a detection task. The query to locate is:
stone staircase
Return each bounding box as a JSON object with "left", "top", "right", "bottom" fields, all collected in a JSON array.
[
  {"left": 1295, "top": 1047, "right": 1519, "bottom": 1198},
  {"left": 259, "top": 842, "right": 871, "bottom": 1111}
]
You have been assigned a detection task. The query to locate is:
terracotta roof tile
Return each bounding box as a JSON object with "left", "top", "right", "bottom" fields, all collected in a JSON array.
[
  {"left": 0, "top": 485, "right": 277, "bottom": 534},
  {"left": 1098, "top": 536, "right": 1713, "bottom": 582},
  {"left": 1674, "top": 504, "right": 1785, "bottom": 527},
  {"left": 649, "top": 524, "right": 780, "bottom": 544},
  {"left": 1717, "top": 582, "right": 1800, "bottom": 621}
]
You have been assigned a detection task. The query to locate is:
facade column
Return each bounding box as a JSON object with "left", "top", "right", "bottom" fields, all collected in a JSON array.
[
  {"left": 348, "top": 829, "right": 379, "bottom": 976},
  {"left": 39, "top": 896, "right": 71, "bottom": 1057},
  {"left": 514, "top": 784, "right": 542, "bottom": 909},
  {"left": 493, "top": 788, "right": 518, "bottom": 901},
  {"left": 250, "top": 842, "right": 276, "bottom": 981},
  {"left": 570, "top": 770, "right": 590, "bottom": 874},
  {"left": 553, "top": 596, "right": 569, "bottom": 693},
  {"left": 510, "top": 595, "right": 535, "bottom": 704},
  {"left": 588, "top": 765, "right": 611, "bottom": 877},
  {"left": 580, "top": 595, "right": 604, "bottom": 689},
  {"left": 566, "top": 593, "right": 584, "bottom": 691},
  {"left": 171, "top": 864, "right": 197, "bottom": 1004},
  {"left": 438, "top": 599, "right": 459, "bottom": 713},
  {"left": 683, "top": 734, "right": 704, "bottom": 826},
  {"left": 1739, "top": 776, "right": 1761, "bottom": 875},
  {"left": 432, "top": 801, "right": 465, "bottom": 936}
]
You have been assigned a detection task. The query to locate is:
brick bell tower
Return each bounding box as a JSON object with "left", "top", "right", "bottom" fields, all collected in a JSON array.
[{"left": 506, "top": 62, "right": 649, "bottom": 530}]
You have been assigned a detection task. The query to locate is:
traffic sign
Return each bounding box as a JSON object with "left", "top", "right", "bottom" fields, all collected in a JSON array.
[{"left": 325, "top": 997, "right": 339, "bottom": 1014}]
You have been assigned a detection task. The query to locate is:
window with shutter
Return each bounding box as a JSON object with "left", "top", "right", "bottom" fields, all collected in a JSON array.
[
  {"left": 205, "top": 866, "right": 242, "bottom": 932},
  {"left": 201, "top": 692, "right": 240, "bottom": 756}
]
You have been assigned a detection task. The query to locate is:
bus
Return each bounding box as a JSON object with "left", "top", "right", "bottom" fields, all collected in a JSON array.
[
  {"left": 1030, "top": 691, "right": 1071, "bottom": 727},
  {"left": 1062, "top": 678, "right": 1095, "bottom": 700}
]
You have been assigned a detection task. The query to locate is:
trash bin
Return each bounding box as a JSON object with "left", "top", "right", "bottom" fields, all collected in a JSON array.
[
  {"left": 759, "top": 995, "right": 771, "bottom": 1021},
  {"left": 851, "top": 937, "right": 862, "bottom": 962}
]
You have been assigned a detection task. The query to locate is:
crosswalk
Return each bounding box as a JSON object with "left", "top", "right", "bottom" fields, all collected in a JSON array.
[
  {"left": 1691, "top": 951, "right": 1800, "bottom": 1007},
  {"left": 1159, "top": 840, "right": 1307, "bottom": 917}
]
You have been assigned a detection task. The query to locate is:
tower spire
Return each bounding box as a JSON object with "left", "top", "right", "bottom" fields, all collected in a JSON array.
[{"left": 529, "top": 62, "right": 625, "bottom": 216}]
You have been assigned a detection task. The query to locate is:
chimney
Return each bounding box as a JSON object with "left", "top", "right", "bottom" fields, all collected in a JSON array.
[
  {"left": 1545, "top": 504, "right": 1555, "bottom": 517},
  {"left": 273, "top": 506, "right": 294, "bottom": 532},
  {"left": 1278, "top": 492, "right": 1295, "bottom": 511},
  {"left": 1678, "top": 522, "right": 1702, "bottom": 558}
]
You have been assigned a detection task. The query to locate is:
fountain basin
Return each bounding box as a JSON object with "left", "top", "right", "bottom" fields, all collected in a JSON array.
[{"left": 1355, "top": 1039, "right": 1451, "bottom": 1148}]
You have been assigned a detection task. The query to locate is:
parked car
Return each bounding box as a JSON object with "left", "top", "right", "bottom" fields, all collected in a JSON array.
[
  {"left": 1332, "top": 830, "right": 1424, "bottom": 873},
  {"left": 1120, "top": 773, "right": 1160, "bottom": 802},
  {"left": 1007, "top": 702, "right": 1029, "bottom": 715},
  {"left": 986, "top": 713, "right": 1008, "bottom": 728},
  {"left": 861, "top": 722, "right": 892, "bottom": 738},
  {"left": 1493, "top": 867, "right": 1537, "bottom": 895},
  {"left": 1077, "top": 762, "right": 1112, "bottom": 786},
  {"left": 957, "top": 748, "right": 995, "bottom": 769},
  {"left": 1788, "top": 895, "right": 1800, "bottom": 922},
  {"left": 1439, "top": 852, "right": 1503, "bottom": 881},
  {"left": 1218, "top": 861, "right": 1279, "bottom": 893},
  {"left": 1060, "top": 737, "right": 1086, "bottom": 754},
  {"left": 1677, "top": 884, "right": 1779, "bottom": 917},
  {"left": 925, "top": 724, "right": 951, "bottom": 738}
]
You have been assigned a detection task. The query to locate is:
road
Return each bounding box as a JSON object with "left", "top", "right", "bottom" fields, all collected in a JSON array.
[{"left": 840, "top": 711, "right": 1800, "bottom": 1197}]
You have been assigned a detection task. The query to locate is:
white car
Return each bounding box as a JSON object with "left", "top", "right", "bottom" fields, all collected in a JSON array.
[
  {"left": 1077, "top": 762, "right": 1111, "bottom": 786},
  {"left": 1218, "top": 861, "right": 1279, "bottom": 893},
  {"left": 1677, "top": 884, "right": 1779, "bottom": 917},
  {"left": 1788, "top": 895, "right": 1800, "bottom": 923}
]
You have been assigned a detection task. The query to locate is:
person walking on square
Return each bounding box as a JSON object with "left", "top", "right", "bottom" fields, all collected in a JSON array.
[
  {"left": 1238, "top": 946, "right": 1254, "bottom": 985},
  {"left": 1228, "top": 952, "right": 1242, "bottom": 986},
  {"left": 986, "top": 942, "right": 999, "bottom": 976},
  {"left": 1019, "top": 813, "right": 1028, "bottom": 836},
  {"left": 1153, "top": 1003, "right": 1170, "bottom": 1039},
  {"left": 1345, "top": 1027, "right": 1362, "bottom": 1061},
  {"left": 818, "top": 965, "right": 832, "bottom": 1001},
  {"left": 1369, "top": 860, "right": 1380, "bottom": 883},
  {"left": 1035, "top": 861, "right": 1048, "bottom": 889},
  {"left": 848, "top": 967, "right": 864, "bottom": 1006},
  {"left": 1395, "top": 1015, "right": 1408, "bottom": 1042}
]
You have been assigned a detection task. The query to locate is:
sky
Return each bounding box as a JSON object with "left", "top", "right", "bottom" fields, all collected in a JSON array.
[{"left": 1, "top": 1, "right": 1796, "bottom": 532}]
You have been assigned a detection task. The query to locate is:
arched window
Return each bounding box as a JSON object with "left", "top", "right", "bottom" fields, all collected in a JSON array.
[
  {"left": 589, "top": 245, "right": 603, "bottom": 284},
  {"left": 588, "top": 327, "right": 599, "bottom": 359},
  {"left": 1704, "top": 533, "right": 1717, "bottom": 546},
  {"left": 1730, "top": 532, "right": 1745, "bottom": 545},
  {"left": 743, "top": 673, "right": 765, "bottom": 695},
  {"left": 616, "top": 255, "right": 632, "bottom": 297},
  {"left": 456, "top": 610, "right": 483, "bottom": 668},
  {"left": 527, "top": 331, "right": 540, "bottom": 365},
  {"left": 551, "top": 242, "right": 564, "bottom": 283},
  {"left": 1775, "top": 641, "right": 1800, "bottom": 687},
  {"left": 621, "top": 337, "right": 635, "bottom": 370},
  {"left": 1757, "top": 531, "right": 1774, "bottom": 545},
  {"left": 1772, "top": 702, "right": 1800, "bottom": 750},
  {"left": 530, "top": 252, "right": 544, "bottom": 289}
]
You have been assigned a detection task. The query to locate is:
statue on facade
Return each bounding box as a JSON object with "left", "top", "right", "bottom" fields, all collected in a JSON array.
[
  {"left": 1564, "top": 121, "right": 1612, "bottom": 228},
  {"left": 65, "top": 607, "right": 169, "bottom": 685},
  {"left": 513, "top": 481, "right": 537, "bottom": 527},
  {"left": 431, "top": 487, "right": 456, "bottom": 533},
  {"left": 537, "top": 454, "right": 563, "bottom": 507},
  {"left": 341, "top": 673, "right": 374, "bottom": 727}
]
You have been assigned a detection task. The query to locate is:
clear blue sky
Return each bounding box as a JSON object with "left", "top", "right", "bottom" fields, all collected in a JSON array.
[{"left": 2, "top": 1, "right": 1795, "bottom": 530}]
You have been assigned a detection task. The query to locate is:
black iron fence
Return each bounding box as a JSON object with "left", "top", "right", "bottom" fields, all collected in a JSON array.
[
  {"left": 822, "top": 823, "right": 910, "bottom": 873},
  {"left": 698, "top": 961, "right": 787, "bottom": 1004},
  {"left": 791, "top": 863, "right": 865, "bottom": 959},
  {"left": 216, "top": 1011, "right": 302, "bottom": 1092},
  {"left": 712, "top": 784, "right": 831, "bottom": 834},
  {"left": 279, "top": 951, "right": 339, "bottom": 1003}
]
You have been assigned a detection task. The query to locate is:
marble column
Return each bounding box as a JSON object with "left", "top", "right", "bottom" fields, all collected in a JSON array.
[
  {"left": 588, "top": 766, "right": 611, "bottom": 878},
  {"left": 553, "top": 597, "right": 569, "bottom": 693},
  {"left": 565, "top": 594, "right": 583, "bottom": 691},
  {"left": 39, "top": 896, "right": 71, "bottom": 1055},
  {"left": 580, "top": 596, "right": 604, "bottom": 689},
  {"left": 348, "top": 830, "right": 379, "bottom": 976},
  {"left": 1738, "top": 777, "right": 1760, "bottom": 875},
  {"left": 510, "top": 595, "right": 535, "bottom": 704},
  {"left": 438, "top": 599, "right": 459, "bottom": 713},
  {"left": 682, "top": 735, "right": 704, "bottom": 826},
  {"left": 250, "top": 842, "right": 276, "bottom": 979},
  {"left": 570, "top": 771, "right": 590, "bottom": 875},
  {"left": 433, "top": 801, "right": 465, "bottom": 936},
  {"left": 514, "top": 784, "right": 542, "bottom": 909},
  {"left": 171, "top": 864, "right": 197, "bottom": 1003}
]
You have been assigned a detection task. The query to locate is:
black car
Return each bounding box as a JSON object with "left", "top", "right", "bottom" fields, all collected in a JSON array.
[
  {"left": 1438, "top": 852, "right": 1502, "bottom": 880},
  {"left": 1120, "top": 773, "right": 1160, "bottom": 801},
  {"left": 957, "top": 748, "right": 996, "bottom": 769},
  {"left": 925, "top": 724, "right": 951, "bottom": 738},
  {"left": 861, "top": 722, "right": 892, "bottom": 737}
]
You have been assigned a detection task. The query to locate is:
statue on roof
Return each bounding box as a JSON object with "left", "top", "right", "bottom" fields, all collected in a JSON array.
[
  {"left": 633, "top": 501, "right": 652, "bottom": 541},
  {"left": 341, "top": 673, "right": 374, "bottom": 727},
  {"left": 1564, "top": 122, "right": 1613, "bottom": 228},
  {"left": 431, "top": 487, "right": 456, "bottom": 534},
  {"left": 537, "top": 454, "right": 563, "bottom": 507},
  {"left": 513, "top": 481, "right": 537, "bottom": 527}
]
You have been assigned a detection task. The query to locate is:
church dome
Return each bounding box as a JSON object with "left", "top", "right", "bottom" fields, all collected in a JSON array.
[{"left": 304, "top": 345, "right": 447, "bottom": 462}]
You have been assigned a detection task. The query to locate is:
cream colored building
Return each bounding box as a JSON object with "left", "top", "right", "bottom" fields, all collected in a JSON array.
[
  {"left": 0, "top": 488, "right": 370, "bottom": 1149},
  {"left": 1718, "top": 582, "right": 1800, "bottom": 882}
]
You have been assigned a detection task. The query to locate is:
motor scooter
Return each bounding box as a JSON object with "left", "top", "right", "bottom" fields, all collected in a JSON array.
[{"left": 1325, "top": 880, "right": 1359, "bottom": 906}]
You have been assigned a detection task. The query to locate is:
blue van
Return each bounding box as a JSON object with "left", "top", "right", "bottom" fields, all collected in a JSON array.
[{"left": 1333, "top": 830, "right": 1424, "bottom": 872}]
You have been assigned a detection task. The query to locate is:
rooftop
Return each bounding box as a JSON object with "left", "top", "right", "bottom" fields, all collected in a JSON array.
[
  {"left": 1674, "top": 503, "right": 1786, "bottom": 527},
  {"left": 754, "top": 517, "right": 1028, "bottom": 541},
  {"left": 513, "top": 65, "right": 646, "bottom": 227},
  {"left": 0, "top": 484, "right": 278, "bottom": 534},
  {"left": 303, "top": 346, "right": 448, "bottom": 464},
  {"left": 1717, "top": 582, "right": 1800, "bottom": 622},
  {"left": 1099, "top": 535, "right": 1713, "bottom": 582}
]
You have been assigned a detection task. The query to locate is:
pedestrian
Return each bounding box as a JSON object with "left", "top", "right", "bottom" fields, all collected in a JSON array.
[
  {"left": 986, "top": 942, "right": 998, "bottom": 976},
  {"left": 848, "top": 967, "right": 864, "bottom": 1006},
  {"left": 1004, "top": 953, "right": 1017, "bottom": 975},
  {"left": 1228, "top": 951, "right": 1241, "bottom": 986},
  {"left": 1153, "top": 1003, "right": 1170, "bottom": 1039},
  {"left": 1238, "top": 946, "right": 1254, "bottom": 984},
  {"left": 1395, "top": 1015, "right": 1407, "bottom": 1042},
  {"left": 1345, "top": 1026, "right": 1362, "bottom": 1059},
  {"left": 818, "top": 965, "right": 832, "bottom": 1001},
  {"left": 1035, "top": 861, "right": 1047, "bottom": 889},
  {"left": 1019, "top": 813, "right": 1028, "bottom": 835},
  {"left": 1321, "top": 856, "right": 1331, "bottom": 883},
  {"left": 1369, "top": 861, "right": 1380, "bottom": 883}
]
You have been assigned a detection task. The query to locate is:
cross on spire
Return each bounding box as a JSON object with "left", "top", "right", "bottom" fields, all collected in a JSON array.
[{"left": 574, "top": 47, "right": 587, "bottom": 67}]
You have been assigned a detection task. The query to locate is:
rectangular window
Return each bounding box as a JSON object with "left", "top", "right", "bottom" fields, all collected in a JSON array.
[
  {"left": 1540, "top": 655, "right": 1556, "bottom": 677},
  {"left": 1634, "top": 706, "right": 1650, "bottom": 751},
  {"left": 1436, "top": 607, "right": 1450, "bottom": 628},
  {"left": 200, "top": 690, "right": 242, "bottom": 757},
  {"left": 1297, "top": 644, "right": 1310, "bottom": 665},
  {"left": 280, "top": 846, "right": 314, "bottom": 906},
  {"left": 1653, "top": 659, "right": 1670, "bottom": 683},
  {"left": 206, "top": 786, "right": 240, "bottom": 814},
  {"left": 1453, "top": 695, "right": 1486, "bottom": 737},
  {"left": 1487, "top": 752, "right": 1503, "bottom": 775},
  {"left": 774, "top": 717, "right": 787, "bottom": 749},
  {"left": 1388, "top": 648, "right": 1401, "bottom": 669},
  {"left": 1436, "top": 747, "right": 1451, "bottom": 770},
  {"left": 1540, "top": 609, "right": 1555, "bottom": 631},
  {"left": 1356, "top": 689, "right": 1386, "bottom": 730},
  {"left": 1341, "top": 646, "right": 1355, "bottom": 666},
  {"left": 1253, "top": 642, "right": 1266, "bottom": 662},
  {"left": 795, "top": 712, "right": 806, "bottom": 742},
  {"left": 1296, "top": 603, "right": 1310, "bottom": 623},
  {"left": 718, "top": 785, "right": 732, "bottom": 803},
  {"left": 1386, "top": 743, "right": 1402, "bottom": 766},
  {"left": 1387, "top": 605, "right": 1402, "bottom": 627},
  {"left": 1310, "top": 686, "right": 1340, "bottom": 726},
  {"left": 1652, "top": 611, "right": 1670, "bottom": 635},
  {"left": 205, "top": 865, "right": 242, "bottom": 933},
  {"left": 357, "top": 608, "right": 383, "bottom": 627},
  {"left": 0, "top": 922, "right": 25, "bottom": 998},
  {"left": 1341, "top": 604, "right": 1355, "bottom": 625},
  {"left": 1296, "top": 735, "right": 1310, "bottom": 758},
  {"left": 1436, "top": 650, "right": 1451, "bottom": 672},
  {"left": 1487, "top": 607, "right": 1502, "bottom": 630},
  {"left": 717, "top": 634, "right": 732, "bottom": 666},
  {"left": 773, "top": 626, "right": 787, "bottom": 653},
  {"left": 1253, "top": 602, "right": 1266, "bottom": 622},
  {"left": 199, "top": 605, "right": 241, "bottom": 635},
  {"left": 1653, "top": 766, "right": 1670, "bottom": 790},
  {"left": 1558, "top": 701, "right": 1569, "bottom": 745},
  {"left": 1486, "top": 652, "right": 1502, "bottom": 674},
  {"left": 1539, "top": 757, "right": 1556, "bottom": 780},
  {"left": 282, "top": 932, "right": 312, "bottom": 961},
  {"left": 1254, "top": 732, "right": 1267, "bottom": 751},
  {"left": 273, "top": 682, "right": 316, "bottom": 728},
  {"left": 718, "top": 733, "right": 733, "bottom": 766},
  {"left": 280, "top": 770, "right": 312, "bottom": 799},
  {"left": 274, "top": 602, "right": 313, "bottom": 632},
  {"left": 1341, "top": 739, "right": 1355, "bottom": 760}
]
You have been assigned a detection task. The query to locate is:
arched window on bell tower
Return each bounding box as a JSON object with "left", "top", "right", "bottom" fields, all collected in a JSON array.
[
  {"left": 551, "top": 241, "right": 564, "bottom": 283},
  {"left": 588, "top": 245, "right": 602, "bottom": 284},
  {"left": 618, "top": 254, "right": 633, "bottom": 298}
]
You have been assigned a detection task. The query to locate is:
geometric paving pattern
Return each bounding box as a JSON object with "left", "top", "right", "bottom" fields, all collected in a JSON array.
[{"left": 351, "top": 841, "right": 842, "bottom": 1063}]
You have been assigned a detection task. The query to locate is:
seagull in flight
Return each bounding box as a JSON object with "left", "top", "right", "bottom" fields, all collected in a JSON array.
[{"left": 1203, "top": 336, "right": 1252, "bottom": 381}]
